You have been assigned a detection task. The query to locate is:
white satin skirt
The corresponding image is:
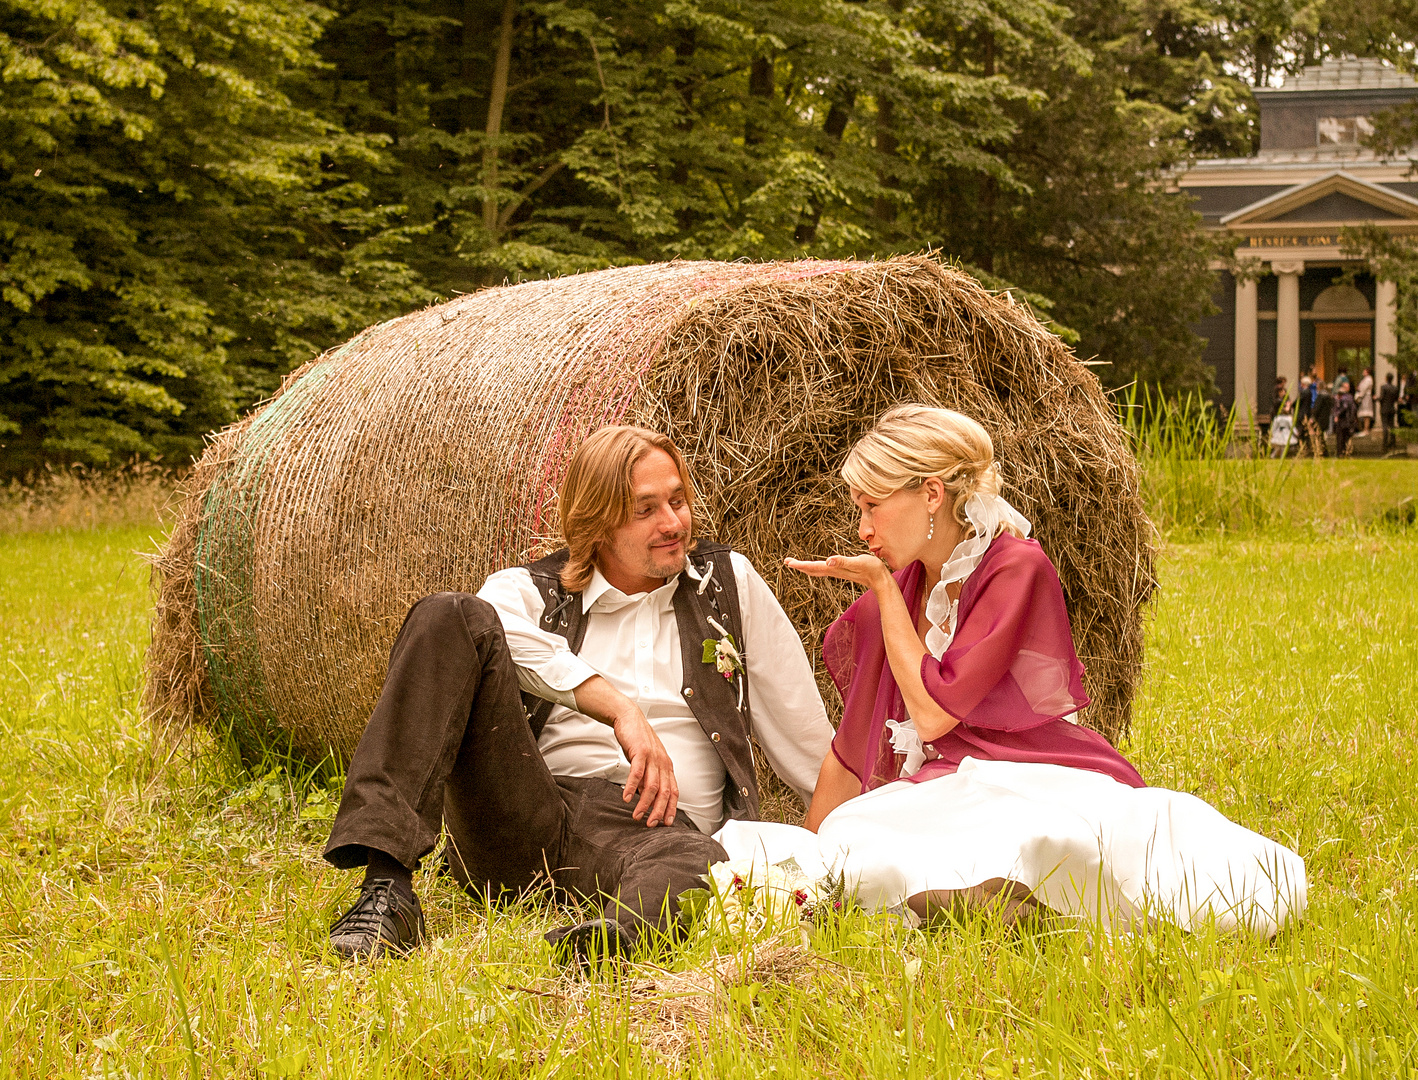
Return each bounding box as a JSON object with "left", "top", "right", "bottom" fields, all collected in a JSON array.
[{"left": 714, "top": 758, "right": 1307, "bottom": 936}]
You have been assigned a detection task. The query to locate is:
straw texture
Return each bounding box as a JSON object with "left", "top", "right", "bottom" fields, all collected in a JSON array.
[{"left": 145, "top": 257, "right": 1154, "bottom": 793}]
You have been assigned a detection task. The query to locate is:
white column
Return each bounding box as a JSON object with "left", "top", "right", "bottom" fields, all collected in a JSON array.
[
  {"left": 1375, "top": 278, "right": 1398, "bottom": 385},
  {"left": 1234, "top": 272, "right": 1259, "bottom": 422},
  {"left": 1273, "top": 259, "right": 1304, "bottom": 391}
]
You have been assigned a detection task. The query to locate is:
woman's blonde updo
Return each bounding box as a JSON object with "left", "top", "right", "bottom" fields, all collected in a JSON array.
[{"left": 841, "top": 404, "right": 1022, "bottom": 539}]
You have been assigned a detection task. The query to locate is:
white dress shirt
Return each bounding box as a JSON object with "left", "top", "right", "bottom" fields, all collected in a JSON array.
[{"left": 476, "top": 551, "right": 833, "bottom": 833}]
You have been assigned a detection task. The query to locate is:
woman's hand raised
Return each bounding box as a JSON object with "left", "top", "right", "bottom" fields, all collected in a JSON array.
[
  {"left": 791, "top": 551, "right": 961, "bottom": 745},
  {"left": 785, "top": 553, "right": 892, "bottom": 591}
]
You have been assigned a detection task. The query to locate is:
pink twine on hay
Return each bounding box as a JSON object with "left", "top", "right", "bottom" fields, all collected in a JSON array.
[{"left": 507, "top": 260, "right": 864, "bottom": 559}]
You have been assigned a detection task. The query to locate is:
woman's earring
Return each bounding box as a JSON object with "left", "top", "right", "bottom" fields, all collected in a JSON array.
[{"left": 927, "top": 514, "right": 935, "bottom": 541}]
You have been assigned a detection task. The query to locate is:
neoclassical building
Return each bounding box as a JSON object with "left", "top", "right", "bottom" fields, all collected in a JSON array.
[{"left": 1176, "top": 57, "right": 1418, "bottom": 417}]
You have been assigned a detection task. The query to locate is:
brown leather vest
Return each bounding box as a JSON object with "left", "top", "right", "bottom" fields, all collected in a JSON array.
[{"left": 519, "top": 542, "right": 760, "bottom": 822}]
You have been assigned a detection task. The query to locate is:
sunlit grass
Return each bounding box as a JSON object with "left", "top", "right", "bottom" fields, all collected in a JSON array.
[{"left": 0, "top": 519, "right": 1415, "bottom": 1075}]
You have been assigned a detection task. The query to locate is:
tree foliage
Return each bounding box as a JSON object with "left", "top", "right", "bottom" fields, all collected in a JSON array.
[
  {"left": 6, "top": 0, "right": 1417, "bottom": 472},
  {"left": 0, "top": 0, "right": 430, "bottom": 471}
]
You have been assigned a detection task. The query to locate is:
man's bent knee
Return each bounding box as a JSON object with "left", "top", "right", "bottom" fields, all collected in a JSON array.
[
  {"left": 622, "top": 828, "right": 727, "bottom": 892},
  {"left": 404, "top": 592, "right": 501, "bottom": 635}
]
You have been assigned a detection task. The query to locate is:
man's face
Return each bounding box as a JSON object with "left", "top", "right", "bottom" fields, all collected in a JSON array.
[{"left": 597, "top": 449, "right": 693, "bottom": 591}]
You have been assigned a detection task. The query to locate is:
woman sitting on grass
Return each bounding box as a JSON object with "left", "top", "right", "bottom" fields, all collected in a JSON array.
[{"left": 716, "top": 405, "right": 1307, "bottom": 934}]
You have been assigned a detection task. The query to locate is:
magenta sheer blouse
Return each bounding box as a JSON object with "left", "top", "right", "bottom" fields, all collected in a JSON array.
[{"left": 824, "top": 533, "right": 1145, "bottom": 792}]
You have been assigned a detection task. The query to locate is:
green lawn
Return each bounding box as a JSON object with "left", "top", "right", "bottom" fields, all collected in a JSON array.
[
  {"left": 1261, "top": 458, "right": 1416, "bottom": 525},
  {"left": 0, "top": 521, "right": 1415, "bottom": 1077}
]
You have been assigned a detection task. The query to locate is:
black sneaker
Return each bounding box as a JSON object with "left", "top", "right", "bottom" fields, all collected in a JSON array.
[
  {"left": 329, "top": 879, "right": 426, "bottom": 960},
  {"left": 545, "top": 918, "right": 633, "bottom": 971}
]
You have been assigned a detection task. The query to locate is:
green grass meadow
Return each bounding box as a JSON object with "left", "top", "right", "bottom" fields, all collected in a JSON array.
[{"left": 1, "top": 462, "right": 1416, "bottom": 1076}]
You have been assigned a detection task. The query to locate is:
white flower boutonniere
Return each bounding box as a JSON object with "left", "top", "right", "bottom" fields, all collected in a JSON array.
[
  {"left": 701, "top": 616, "right": 746, "bottom": 709},
  {"left": 701, "top": 629, "right": 743, "bottom": 680}
]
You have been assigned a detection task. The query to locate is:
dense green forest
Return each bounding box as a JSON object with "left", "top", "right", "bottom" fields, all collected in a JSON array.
[{"left": 3, "top": 0, "right": 1418, "bottom": 473}]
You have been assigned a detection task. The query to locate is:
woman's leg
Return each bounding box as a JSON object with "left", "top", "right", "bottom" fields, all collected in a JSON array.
[{"left": 908, "top": 879, "right": 1042, "bottom": 928}]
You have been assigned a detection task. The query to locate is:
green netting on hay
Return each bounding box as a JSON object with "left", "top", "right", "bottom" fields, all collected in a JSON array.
[{"left": 194, "top": 357, "right": 336, "bottom": 759}]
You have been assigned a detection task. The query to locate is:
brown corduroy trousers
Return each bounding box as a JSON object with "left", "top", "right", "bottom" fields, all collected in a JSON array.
[{"left": 323, "top": 592, "right": 727, "bottom": 942}]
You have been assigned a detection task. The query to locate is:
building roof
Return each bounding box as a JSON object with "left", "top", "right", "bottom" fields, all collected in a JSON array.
[
  {"left": 1216, "top": 170, "right": 1418, "bottom": 225},
  {"left": 1175, "top": 154, "right": 1415, "bottom": 194},
  {"left": 1254, "top": 57, "right": 1418, "bottom": 95}
]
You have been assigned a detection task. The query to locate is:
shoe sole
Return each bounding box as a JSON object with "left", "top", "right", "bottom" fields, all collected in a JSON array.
[{"left": 330, "top": 932, "right": 423, "bottom": 960}]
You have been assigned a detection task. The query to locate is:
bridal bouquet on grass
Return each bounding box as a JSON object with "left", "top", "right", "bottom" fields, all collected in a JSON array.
[{"left": 680, "top": 857, "right": 847, "bottom": 940}]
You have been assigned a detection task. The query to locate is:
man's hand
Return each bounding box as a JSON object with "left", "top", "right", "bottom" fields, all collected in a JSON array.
[
  {"left": 572, "top": 675, "right": 679, "bottom": 827},
  {"left": 612, "top": 711, "right": 679, "bottom": 827}
]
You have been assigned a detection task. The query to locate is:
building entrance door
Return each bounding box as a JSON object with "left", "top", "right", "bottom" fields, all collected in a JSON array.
[{"left": 1311, "top": 322, "right": 1372, "bottom": 383}]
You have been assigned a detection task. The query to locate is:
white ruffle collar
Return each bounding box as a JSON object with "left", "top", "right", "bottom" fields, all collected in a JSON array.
[{"left": 922, "top": 492, "right": 1031, "bottom": 659}]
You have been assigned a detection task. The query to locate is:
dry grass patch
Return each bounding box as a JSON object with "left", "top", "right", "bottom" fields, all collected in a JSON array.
[{"left": 0, "top": 462, "right": 175, "bottom": 534}]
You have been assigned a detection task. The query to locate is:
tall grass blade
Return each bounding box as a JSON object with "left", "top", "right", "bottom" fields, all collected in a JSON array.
[
  {"left": 156, "top": 930, "right": 202, "bottom": 1080},
  {"left": 1121, "top": 384, "right": 1297, "bottom": 537}
]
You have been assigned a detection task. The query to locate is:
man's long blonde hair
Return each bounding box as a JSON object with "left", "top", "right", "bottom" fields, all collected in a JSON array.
[
  {"left": 841, "top": 404, "right": 1022, "bottom": 538},
  {"left": 557, "top": 425, "right": 697, "bottom": 592}
]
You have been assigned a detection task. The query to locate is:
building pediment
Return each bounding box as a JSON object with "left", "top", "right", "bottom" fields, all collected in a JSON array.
[{"left": 1220, "top": 171, "right": 1418, "bottom": 225}]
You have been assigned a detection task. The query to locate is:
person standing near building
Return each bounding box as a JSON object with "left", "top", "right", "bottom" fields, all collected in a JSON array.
[
  {"left": 1312, "top": 379, "right": 1335, "bottom": 457},
  {"left": 1334, "top": 385, "right": 1358, "bottom": 456},
  {"left": 1263, "top": 375, "right": 1288, "bottom": 455},
  {"left": 1294, "top": 376, "right": 1315, "bottom": 456},
  {"left": 1356, "top": 368, "right": 1375, "bottom": 434},
  {"left": 1380, "top": 372, "right": 1400, "bottom": 450},
  {"left": 1333, "top": 367, "right": 1351, "bottom": 396}
]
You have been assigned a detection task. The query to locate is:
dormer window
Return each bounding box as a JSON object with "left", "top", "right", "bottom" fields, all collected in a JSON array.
[{"left": 1317, "top": 115, "right": 1374, "bottom": 146}]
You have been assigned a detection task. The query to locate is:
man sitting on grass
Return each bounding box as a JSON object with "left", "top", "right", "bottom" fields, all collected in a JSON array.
[{"left": 323, "top": 425, "right": 834, "bottom": 964}]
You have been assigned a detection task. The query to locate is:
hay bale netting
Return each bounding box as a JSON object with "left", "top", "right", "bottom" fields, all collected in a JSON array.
[{"left": 146, "top": 256, "right": 1155, "bottom": 786}]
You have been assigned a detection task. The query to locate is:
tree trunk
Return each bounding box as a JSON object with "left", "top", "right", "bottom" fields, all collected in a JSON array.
[
  {"left": 672, "top": 27, "right": 697, "bottom": 229},
  {"left": 458, "top": 0, "right": 483, "bottom": 134},
  {"left": 871, "top": 0, "right": 905, "bottom": 224},
  {"left": 872, "top": 96, "right": 897, "bottom": 222},
  {"left": 746, "top": 55, "right": 773, "bottom": 144},
  {"left": 796, "top": 91, "right": 854, "bottom": 244},
  {"left": 482, "top": 0, "right": 517, "bottom": 236},
  {"left": 749, "top": 56, "right": 773, "bottom": 97},
  {"left": 364, "top": 11, "right": 399, "bottom": 143},
  {"left": 674, "top": 27, "right": 697, "bottom": 111}
]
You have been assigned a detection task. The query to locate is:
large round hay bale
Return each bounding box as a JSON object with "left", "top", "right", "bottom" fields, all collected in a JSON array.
[{"left": 146, "top": 256, "right": 1155, "bottom": 773}]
